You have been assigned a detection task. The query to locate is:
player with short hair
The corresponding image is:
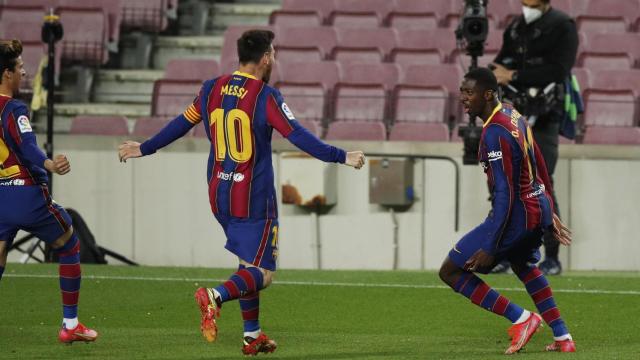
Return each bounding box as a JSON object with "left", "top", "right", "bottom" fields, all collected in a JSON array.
[
  {"left": 438, "top": 67, "right": 575, "bottom": 354},
  {"left": 118, "top": 30, "right": 365, "bottom": 355},
  {"left": 0, "top": 39, "right": 98, "bottom": 343}
]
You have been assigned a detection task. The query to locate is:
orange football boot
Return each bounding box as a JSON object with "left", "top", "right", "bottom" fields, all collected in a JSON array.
[
  {"left": 242, "top": 333, "right": 277, "bottom": 356},
  {"left": 58, "top": 323, "right": 98, "bottom": 344},
  {"left": 505, "top": 312, "right": 542, "bottom": 355},
  {"left": 194, "top": 287, "right": 220, "bottom": 342},
  {"left": 546, "top": 339, "right": 576, "bottom": 352}
]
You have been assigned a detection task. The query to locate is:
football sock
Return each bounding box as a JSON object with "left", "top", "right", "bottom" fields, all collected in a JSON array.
[
  {"left": 514, "top": 309, "right": 531, "bottom": 324},
  {"left": 213, "top": 266, "right": 264, "bottom": 304},
  {"left": 554, "top": 334, "right": 573, "bottom": 341},
  {"left": 240, "top": 292, "right": 260, "bottom": 333},
  {"left": 0, "top": 266, "right": 4, "bottom": 281},
  {"left": 516, "top": 266, "right": 569, "bottom": 337},
  {"left": 56, "top": 234, "right": 81, "bottom": 322},
  {"left": 63, "top": 317, "right": 78, "bottom": 329},
  {"left": 454, "top": 272, "right": 525, "bottom": 323}
]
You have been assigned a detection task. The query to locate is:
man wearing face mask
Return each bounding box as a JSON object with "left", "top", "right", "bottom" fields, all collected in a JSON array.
[{"left": 491, "top": 0, "right": 578, "bottom": 276}]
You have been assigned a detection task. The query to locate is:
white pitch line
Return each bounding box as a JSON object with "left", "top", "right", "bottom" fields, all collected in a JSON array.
[{"left": 6, "top": 273, "right": 640, "bottom": 296}]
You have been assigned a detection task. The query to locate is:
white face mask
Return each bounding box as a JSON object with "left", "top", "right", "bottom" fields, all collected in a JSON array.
[{"left": 522, "top": 6, "right": 543, "bottom": 24}]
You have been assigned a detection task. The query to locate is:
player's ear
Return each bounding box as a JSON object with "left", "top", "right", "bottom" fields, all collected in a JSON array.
[{"left": 484, "top": 89, "right": 495, "bottom": 101}]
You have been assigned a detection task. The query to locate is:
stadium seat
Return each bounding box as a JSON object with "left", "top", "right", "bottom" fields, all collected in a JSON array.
[
  {"left": 341, "top": 63, "right": 400, "bottom": 90},
  {"left": 385, "top": 0, "right": 449, "bottom": 30},
  {"left": 487, "top": 0, "right": 520, "bottom": 28},
  {"left": 121, "top": 0, "right": 171, "bottom": 32},
  {"left": 57, "top": 6, "right": 109, "bottom": 65},
  {"left": 390, "top": 29, "right": 455, "bottom": 66},
  {"left": 578, "top": 53, "right": 634, "bottom": 71},
  {"left": 583, "top": 126, "right": 640, "bottom": 145},
  {"left": 577, "top": 0, "right": 640, "bottom": 33},
  {"left": 19, "top": 42, "right": 47, "bottom": 91},
  {"left": 270, "top": 0, "right": 334, "bottom": 25},
  {"left": 388, "top": 122, "right": 450, "bottom": 142},
  {"left": 275, "top": 26, "right": 337, "bottom": 63},
  {"left": 70, "top": 115, "right": 129, "bottom": 136},
  {"left": 331, "top": 28, "right": 397, "bottom": 64},
  {"left": 132, "top": 117, "right": 173, "bottom": 137},
  {"left": 60, "top": 0, "right": 122, "bottom": 48},
  {"left": 583, "top": 90, "right": 638, "bottom": 127},
  {"left": 327, "top": 0, "right": 392, "bottom": 28},
  {"left": 572, "top": 67, "right": 592, "bottom": 91},
  {"left": 164, "top": 59, "right": 219, "bottom": 81},
  {"left": 274, "top": 61, "right": 340, "bottom": 123},
  {"left": 0, "top": 5, "right": 45, "bottom": 42},
  {"left": 325, "top": 121, "right": 386, "bottom": 141},
  {"left": 151, "top": 80, "right": 202, "bottom": 117},
  {"left": 583, "top": 33, "right": 640, "bottom": 68}
]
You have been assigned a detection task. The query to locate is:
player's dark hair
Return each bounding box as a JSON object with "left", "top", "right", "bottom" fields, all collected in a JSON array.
[
  {"left": 237, "top": 30, "right": 275, "bottom": 65},
  {"left": 464, "top": 67, "right": 498, "bottom": 92},
  {"left": 0, "top": 39, "right": 22, "bottom": 83}
]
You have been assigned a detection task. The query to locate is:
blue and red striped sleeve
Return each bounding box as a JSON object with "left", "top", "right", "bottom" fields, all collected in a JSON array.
[
  {"left": 266, "top": 89, "right": 346, "bottom": 164},
  {"left": 533, "top": 140, "right": 556, "bottom": 213},
  {"left": 9, "top": 104, "right": 48, "bottom": 168},
  {"left": 140, "top": 83, "right": 207, "bottom": 156},
  {"left": 482, "top": 124, "right": 516, "bottom": 253}
]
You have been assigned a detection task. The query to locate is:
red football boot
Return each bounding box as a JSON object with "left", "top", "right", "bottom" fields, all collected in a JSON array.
[
  {"left": 546, "top": 339, "right": 576, "bottom": 352},
  {"left": 242, "top": 333, "right": 277, "bottom": 356},
  {"left": 58, "top": 323, "right": 98, "bottom": 344},
  {"left": 505, "top": 312, "right": 542, "bottom": 355},
  {"left": 194, "top": 287, "right": 220, "bottom": 342}
]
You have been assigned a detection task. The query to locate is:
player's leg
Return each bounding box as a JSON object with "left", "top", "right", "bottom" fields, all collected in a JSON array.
[
  {"left": 440, "top": 226, "right": 542, "bottom": 354},
  {"left": 0, "top": 240, "right": 8, "bottom": 281}
]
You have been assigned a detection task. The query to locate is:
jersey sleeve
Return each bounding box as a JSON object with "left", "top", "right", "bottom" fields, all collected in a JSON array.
[
  {"left": 266, "top": 90, "right": 346, "bottom": 164},
  {"left": 482, "top": 125, "right": 516, "bottom": 254},
  {"left": 533, "top": 139, "right": 556, "bottom": 213},
  {"left": 10, "top": 104, "right": 48, "bottom": 168},
  {"left": 182, "top": 92, "right": 203, "bottom": 125}
]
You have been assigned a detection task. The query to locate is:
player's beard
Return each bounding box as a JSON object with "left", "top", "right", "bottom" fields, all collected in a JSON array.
[{"left": 262, "top": 64, "right": 272, "bottom": 84}]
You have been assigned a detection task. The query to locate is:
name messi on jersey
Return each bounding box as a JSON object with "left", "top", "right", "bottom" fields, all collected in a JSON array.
[{"left": 221, "top": 85, "right": 249, "bottom": 99}]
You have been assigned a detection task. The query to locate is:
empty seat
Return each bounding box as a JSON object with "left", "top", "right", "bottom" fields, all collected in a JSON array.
[
  {"left": 0, "top": 6, "right": 45, "bottom": 42},
  {"left": 579, "top": 53, "right": 634, "bottom": 71},
  {"left": 70, "top": 116, "right": 129, "bottom": 136},
  {"left": 271, "top": 0, "right": 335, "bottom": 25},
  {"left": 60, "top": 0, "right": 123, "bottom": 48},
  {"left": 386, "top": 0, "right": 450, "bottom": 30},
  {"left": 583, "top": 126, "right": 640, "bottom": 145},
  {"left": 584, "top": 33, "right": 640, "bottom": 68},
  {"left": 132, "top": 117, "right": 173, "bottom": 137},
  {"left": 57, "top": 7, "right": 109, "bottom": 65},
  {"left": 325, "top": 121, "right": 386, "bottom": 141},
  {"left": 275, "top": 26, "right": 337, "bottom": 62},
  {"left": 583, "top": 90, "right": 637, "bottom": 127},
  {"left": 389, "top": 122, "right": 449, "bottom": 142},
  {"left": 121, "top": 0, "right": 171, "bottom": 32},
  {"left": 19, "top": 42, "right": 46, "bottom": 91},
  {"left": 328, "top": 0, "right": 392, "bottom": 28},
  {"left": 393, "top": 29, "right": 461, "bottom": 65},
  {"left": 332, "top": 28, "right": 397, "bottom": 64},
  {"left": 572, "top": 67, "right": 592, "bottom": 91},
  {"left": 151, "top": 80, "right": 202, "bottom": 117},
  {"left": 577, "top": 0, "right": 639, "bottom": 33},
  {"left": 164, "top": 59, "right": 219, "bottom": 81},
  {"left": 274, "top": 61, "right": 340, "bottom": 122},
  {"left": 341, "top": 63, "right": 400, "bottom": 90}
]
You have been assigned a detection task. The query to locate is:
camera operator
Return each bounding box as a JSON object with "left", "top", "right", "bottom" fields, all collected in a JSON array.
[{"left": 491, "top": 0, "right": 578, "bottom": 275}]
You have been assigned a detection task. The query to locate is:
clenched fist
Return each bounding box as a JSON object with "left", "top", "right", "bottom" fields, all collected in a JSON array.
[
  {"left": 44, "top": 154, "right": 71, "bottom": 175},
  {"left": 345, "top": 151, "right": 366, "bottom": 169},
  {"left": 118, "top": 141, "right": 143, "bottom": 163}
]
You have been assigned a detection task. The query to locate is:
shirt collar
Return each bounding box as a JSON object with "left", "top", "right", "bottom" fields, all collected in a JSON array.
[
  {"left": 233, "top": 71, "right": 258, "bottom": 80},
  {"left": 483, "top": 102, "right": 503, "bottom": 128}
]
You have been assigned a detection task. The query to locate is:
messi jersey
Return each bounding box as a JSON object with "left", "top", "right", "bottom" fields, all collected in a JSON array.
[
  {"left": 140, "top": 71, "right": 346, "bottom": 219},
  {"left": 477, "top": 102, "right": 555, "bottom": 251},
  {"left": 0, "top": 95, "right": 48, "bottom": 186}
]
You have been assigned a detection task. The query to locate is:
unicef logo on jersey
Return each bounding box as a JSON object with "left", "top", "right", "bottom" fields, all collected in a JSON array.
[
  {"left": 217, "top": 171, "right": 245, "bottom": 182},
  {"left": 233, "top": 173, "right": 245, "bottom": 182},
  {"left": 281, "top": 102, "right": 295, "bottom": 120}
]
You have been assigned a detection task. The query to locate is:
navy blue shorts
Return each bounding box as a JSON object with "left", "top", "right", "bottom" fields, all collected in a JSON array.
[
  {"left": 215, "top": 214, "right": 279, "bottom": 271},
  {"left": 448, "top": 222, "right": 544, "bottom": 274},
  {"left": 0, "top": 185, "right": 71, "bottom": 246}
]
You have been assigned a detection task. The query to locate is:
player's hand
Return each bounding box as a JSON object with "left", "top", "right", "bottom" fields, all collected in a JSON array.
[
  {"left": 44, "top": 154, "right": 71, "bottom": 175},
  {"left": 551, "top": 213, "right": 572, "bottom": 246},
  {"left": 118, "top": 141, "right": 143, "bottom": 163},
  {"left": 464, "top": 249, "right": 495, "bottom": 272},
  {"left": 345, "top": 151, "right": 365, "bottom": 169}
]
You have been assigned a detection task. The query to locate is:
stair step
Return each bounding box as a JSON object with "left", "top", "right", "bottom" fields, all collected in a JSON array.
[
  {"left": 153, "top": 36, "right": 222, "bottom": 70},
  {"left": 93, "top": 69, "right": 164, "bottom": 104}
]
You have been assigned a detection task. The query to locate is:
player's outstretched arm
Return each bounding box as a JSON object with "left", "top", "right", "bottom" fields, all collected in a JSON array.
[
  {"left": 551, "top": 213, "right": 572, "bottom": 246},
  {"left": 118, "top": 141, "right": 143, "bottom": 163},
  {"left": 345, "top": 151, "right": 366, "bottom": 169},
  {"left": 44, "top": 154, "right": 71, "bottom": 175}
]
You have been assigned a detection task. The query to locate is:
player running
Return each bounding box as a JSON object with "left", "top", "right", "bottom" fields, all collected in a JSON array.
[
  {"left": 0, "top": 40, "right": 98, "bottom": 343},
  {"left": 118, "top": 30, "right": 365, "bottom": 355},
  {"left": 438, "top": 68, "right": 575, "bottom": 355}
]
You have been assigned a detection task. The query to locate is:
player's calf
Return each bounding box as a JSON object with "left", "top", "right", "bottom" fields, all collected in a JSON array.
[{"left": 0, "top": 240, "right": 8, "bottom": 281}]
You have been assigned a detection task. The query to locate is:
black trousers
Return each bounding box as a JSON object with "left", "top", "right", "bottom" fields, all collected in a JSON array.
[{"left": 532, "top": 114, "right": 561, "bottom": 259}]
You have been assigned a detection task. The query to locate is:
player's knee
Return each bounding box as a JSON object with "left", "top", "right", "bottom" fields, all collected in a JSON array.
[
  {"left": 51, "top": 227, "right": 74, "bottom": 250},
  {"left": 0, "top": 241, "right": 8, "bottom": 266},
  {"left": 261, "top": 269, "right": 273, "bottom": 288},
  {"left": 509, "top": 262, "right": 528, "bottom": 276}
]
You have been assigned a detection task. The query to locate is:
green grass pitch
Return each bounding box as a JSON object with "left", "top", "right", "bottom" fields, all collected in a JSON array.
[{"left": 1, "top": 264, "right": 639, "bottom": 359}]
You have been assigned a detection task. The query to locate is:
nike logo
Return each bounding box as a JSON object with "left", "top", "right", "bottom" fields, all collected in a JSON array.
[
  {"left": 73, "top": 332, "right": 94, "bottom": 340},
  {"left": 453, "top": 245, "right": 462, "bottom": 254}
]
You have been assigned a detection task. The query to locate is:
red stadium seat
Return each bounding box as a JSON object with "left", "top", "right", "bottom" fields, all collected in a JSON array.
[
  {"left": 577, "top": 0, "right": 640, "bottom": 33},
  {"left": 275, "top": 26, "right": 337, "bottom": 63},
  {"left": 389, "top": 122, "right": 450, "bottom": 142},
  {"left": 341, "top": 63, "right": 400, "bottom": 90},
  {"left": 60, "top": 0, "right": 123, "bottom": 47},
  {"left": 327, "top": 0, "right": 392, "bottom": 28},
  {"left": 151, "top": 80, "right": 201, "bottom": 117},
  {"left": 70, "top": 116, "right": 129, "bottom": 136},
  {"left": 274, "top": 61, "right": 340, "bottom": 123},
  {"left": 57, "top": 7, "right": 108, "bottom": 65},
  {"left": 583, "top": 126, "right": 640, "bottom": 145},
  {"left": 583, "top": 90, "right": 637, "bottom": 127},
  {"left": 121, "top": 0, "right": 171, "bottom": 32},
  {"left": 331, "top": 28, "right": 397, "bottom": 64},
  {"left": 0, "top": 6, "right": 44, "bottom": 42},
  {"left": 272, "top": 0, "right": 335, "bottom": 25},
  {"left": 325, "top": 121, "right": 386, "bottom": 141},
  {"left": 19, "top": 42, "right": 47, "bottom": 91},
  {"left": 394, "top": 29, "right": 459, "bottom": 64},
  {"left": 572, "top": 68, "right": 592, "bottom": 91},
  {"left": 385, "top": 0, "right": 450, "bottom": 30},
  {"left": 487, "top": 0, "right": 520, "bottom": 28},
  {"left": 578, "top": 53, "right": 634, "bottom": 71},
  {"left": 584, "top": 33, "right": 640, "bottom": 68},
  {"left": 132, "top": 117, "right": 173, "bottom": 137},
  {"left": 164, "top": 59, "right": 219, "bottom": 81}
]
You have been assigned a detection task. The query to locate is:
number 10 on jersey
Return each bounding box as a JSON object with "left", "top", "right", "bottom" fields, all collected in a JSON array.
[{"left": 210, "top": 108, "right": 253, "bottom": 163}]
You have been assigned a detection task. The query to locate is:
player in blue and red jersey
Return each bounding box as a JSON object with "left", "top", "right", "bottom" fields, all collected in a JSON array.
[
  {"left": 0, "top": 40, "right": 98, "bottom": 343},
  {"left": 438, "top": 68, "right": 575, "bottom": 354},
  {"left": 118, "top": 30, "right": 365, "bottom": 355}
]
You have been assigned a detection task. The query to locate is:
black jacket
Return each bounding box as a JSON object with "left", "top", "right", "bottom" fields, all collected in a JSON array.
[{"left": 494, "top": 7, "right": 579, "bottom": 88}]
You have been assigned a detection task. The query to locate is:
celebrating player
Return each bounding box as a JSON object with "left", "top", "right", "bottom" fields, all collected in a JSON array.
[
  {"left": 118, "top": 30, "right": 365, "bottom": 355},
  {"left": 438, "top": 68, "right": 575, "bottom": 354},
  {"left": 0, "top": 40, "right": 98, "bottom": 343}
]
